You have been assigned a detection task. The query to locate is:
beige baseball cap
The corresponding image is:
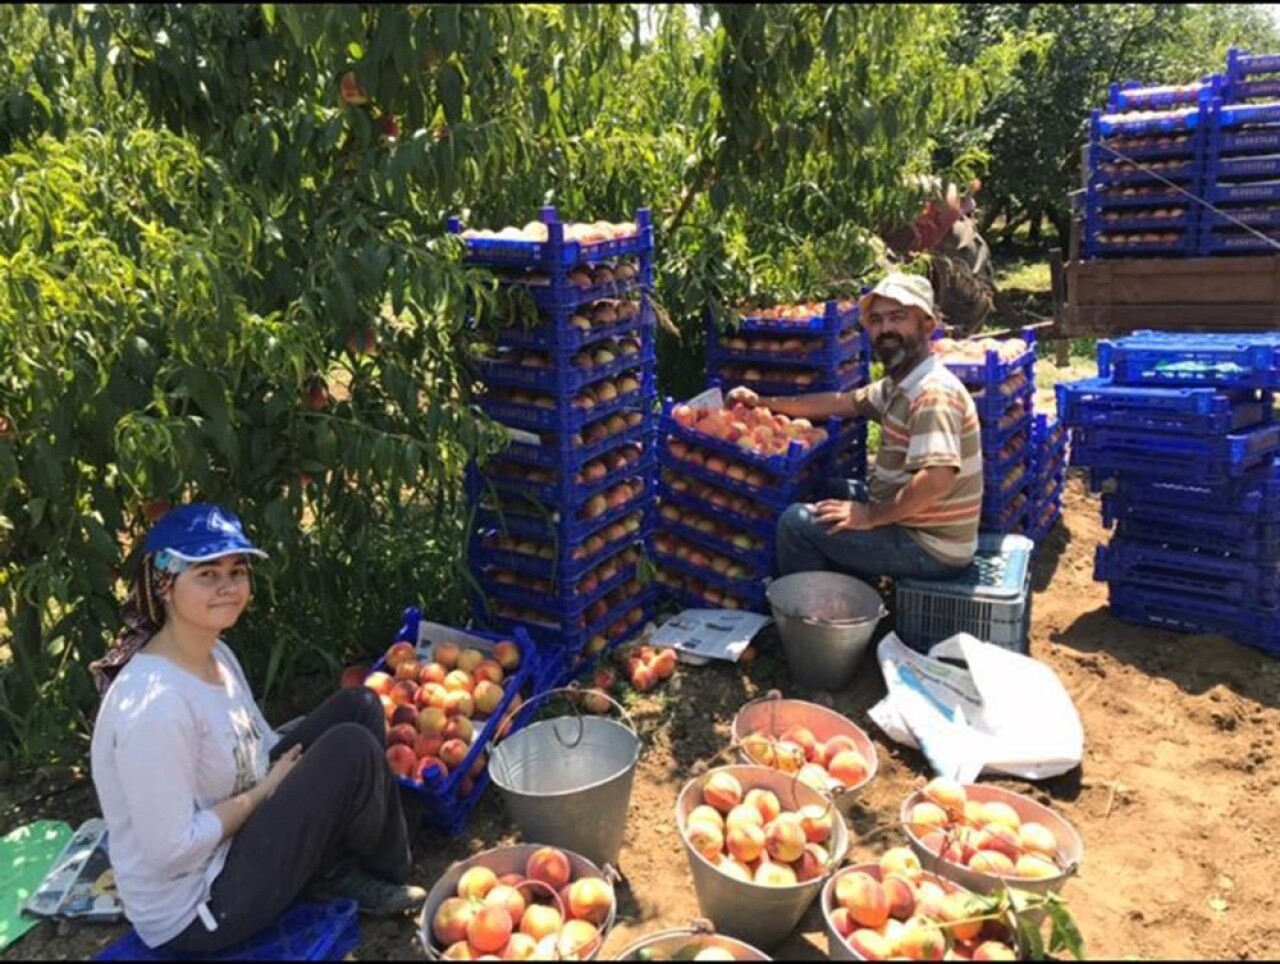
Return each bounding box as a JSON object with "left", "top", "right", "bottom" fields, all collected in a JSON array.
[{"left": 858, "top": 272, "right": 936, "bottom": 321}]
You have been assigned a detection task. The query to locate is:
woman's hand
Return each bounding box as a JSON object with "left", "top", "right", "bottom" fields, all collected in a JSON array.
[{"left": 258, "top": 744, "right": 302, "bottom": 801}]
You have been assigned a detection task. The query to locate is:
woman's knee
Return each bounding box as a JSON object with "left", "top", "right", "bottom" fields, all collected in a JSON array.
[{"left": 310, "top": 722, "right": 386, "bottom": 771}]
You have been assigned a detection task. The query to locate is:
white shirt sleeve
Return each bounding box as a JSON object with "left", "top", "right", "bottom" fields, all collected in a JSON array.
[{"left": 111, "top": 694, "right": 226, "bottom": 878}]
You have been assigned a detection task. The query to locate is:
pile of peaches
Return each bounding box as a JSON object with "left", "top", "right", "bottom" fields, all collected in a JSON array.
[
  {"left": 684, "top": 771, "right": 837, "bottom": 888},
  {"left": 715, "top": 360, "right": 862, "bottom": 389},
  {"left": 658, "top": 471, "right": 773, "bottom": 523},
  {"left": 483, "top": 442, "right": 647, "bottom": 492},
  {"left": 738, "top": 725, "right": 873, "bottom": 796},
  {"left": 483, "top": 372, "right": 645, "bottom": 413},
  {"left": 933, "top": 338, "right": 1030, "bottom": 366},
  {"left": 428, "top": 846, "right": 615, "bottom": 960},
  {"left": 719, "top": 327, "right": 860, "bottom": 354},
  {"left": 460, "top": 219, "right": 639, "bottom": 244},
  {"left": 735, "top": 299, "right": 857, "bottom": 324},
  {"left": 669, "top": 402, "right": 829, "bottom": 457},
  {"left": 357, "top": 638, "right": 523, "bottom": 790},
  {"left": 479, "top": 335, "right": 644, "bottom": 373},
  {"left": 657, "top": 501, "right": 767, "bottom": 557},
  {"left": 477, "top": 511, "right": 645, "bottom": 564}
]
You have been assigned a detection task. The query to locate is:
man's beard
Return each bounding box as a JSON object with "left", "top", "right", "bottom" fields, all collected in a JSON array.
[{"left": 874, "top": 334, "right": 922, "bottom": 371}]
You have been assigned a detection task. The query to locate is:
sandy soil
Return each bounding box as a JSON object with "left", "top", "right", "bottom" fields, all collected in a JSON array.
[{"left": 3, "top": 473, "right": 1279, "bottom": 961}]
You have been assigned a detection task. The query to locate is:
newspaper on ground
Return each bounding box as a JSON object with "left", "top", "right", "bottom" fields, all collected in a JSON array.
[
  {"left": 650, "top": 608, "right": 772, "bottom": 665},
  {"left": 22, "top": 818, "right": 124, "bottom": 923}
]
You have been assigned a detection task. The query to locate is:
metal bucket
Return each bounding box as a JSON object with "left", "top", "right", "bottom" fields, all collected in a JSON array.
[
  {"left": 675, "top": 764, "right": 850, "bottom": 951},
  {"left": 613, "top": 920, "right": 772, "bottom": 960},
  {"left": 730, "top": 693, "right": 879, "bottom": 816},
  {"left": 899, "top": 783, "right": 1083, "bottom": 910},
  {"left": 417, "top": 842, "right": 617, "bottom": 960},
  {"left": 488, "top": 687, "right": 640, "bottom": 868},
  {"left": 766, "top": 572, "right": 886, "bottom": 690},
  {"left": 820, "top": 864, "right": 977, "bottom": 961}
]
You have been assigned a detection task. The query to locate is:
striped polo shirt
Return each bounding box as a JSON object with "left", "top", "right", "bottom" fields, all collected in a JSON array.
[{"left": 850, "top": 355, "right": 983, "bottom": 566}]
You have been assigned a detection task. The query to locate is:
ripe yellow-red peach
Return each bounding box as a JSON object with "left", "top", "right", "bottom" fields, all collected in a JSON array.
[
  {"left": 566, "top": 876, "right": 613, "bottom": 925},
  {"left": 835, "top": 871, "right": 890, "bottom": 928},
  {"left": 433, "top": 896, "right": 478, "bottom": 946},
  {"left": 702, "top": 772, "right": 744, "bottom": 814},
  {"left": 525, "top": 846, "right": 572, "bottom": 891}
]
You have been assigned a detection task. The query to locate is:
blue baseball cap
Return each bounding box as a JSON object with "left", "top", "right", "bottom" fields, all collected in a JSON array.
[{"left": 142, "top": 503, "right": 268, "bottom": 563}]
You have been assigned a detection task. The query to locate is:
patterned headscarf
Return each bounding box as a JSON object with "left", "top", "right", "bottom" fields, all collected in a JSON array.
[{"left": 89, "top": 551, "right": 189, "bottom": 697}]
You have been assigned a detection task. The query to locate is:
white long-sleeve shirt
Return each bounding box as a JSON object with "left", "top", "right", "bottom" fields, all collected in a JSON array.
[{"left": 90, "top": 641, "right": 280, "bottom": 948}]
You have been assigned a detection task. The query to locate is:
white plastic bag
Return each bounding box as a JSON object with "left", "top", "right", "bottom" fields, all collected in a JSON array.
[{"left": 867, "top": 631, "right": 1083, "bottom": 782}]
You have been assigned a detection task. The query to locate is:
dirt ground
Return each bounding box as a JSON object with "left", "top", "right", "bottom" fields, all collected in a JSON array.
[{"left": 3, "top": 472, "right": 1280, "bottom": 961}]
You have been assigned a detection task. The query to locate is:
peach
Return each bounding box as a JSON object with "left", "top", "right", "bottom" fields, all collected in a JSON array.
[
  {"left": 908, "top": 801, "right": 950, "bottom": 832},
  {"left": 413, "top": 732, "right": 443, "bottom": 760},
  {"left": 444, "top": 690, "right": 475, "bottom": 718},
  {"left": 753, "top": 858, "right": 798, "bottom": 887},
  {"left": 827, "top": 748, "right": 870, "bottom": 787},
  {"left": 921, "top": 777, "right": 967, "bottom": 818},
  {"left": 740, "top": 732, "right": 778, "bottom": 767},
  {"left": 456, "top": 648, "right": 486, "bottom": 674},
  {"left": 781, "top": 725, "right": 819, "bottom": 762},
  {"left": 492, "top": 640, "right": 521, "bottom": 671},
  {"left": 384, "top": 641, "right": 417, "bottom": 670},
  {"left": 434, "top": 641, "right": 461, "bottom": 669},
  {"left": 566, "top": 876, "right": 613, "bottom": 925},
  {"left": 937, "top": 892, "right": 984, "bottom": 942},
  {"left": 725, "top": 821, "right": 766, "bottom": 863},
  {"left": 484, "top": 883, "right": 526, "bottom": 924},
  {"left": 364, "top": 671, "right": 395, "bottom": 697},
  {"left": 444, "top": 669, "right": 475, "bottom": 693},
  {"left": 968, "top": 851, "right": 1016, "bottom": 876},
  {"left": 1013, "top": 853, "right": 1059, "bottom": 879},
  {"left": 388, "top": 722, "right": 418, "bottom": 747},
  {"left": 880, "top": 847, "right": 924, "bottom": 884},
  {"left": 971, "top": 825, "right": 1019, "bottom": 862},
  {"left": 798, "top": 763, "right": 833, "bottom": 792},
  {"left": 443, "top": 715, "right": 474, "bottom": 744},
  {"left": 716, "top": 855, "right": 754, "bottom": 883},
  {"left": 473, "top": 680, "right": 505, "bottom": 717},
  {"left": 417, "top": 706, "right": 448, "bottom": 736},
  {"left": 467, "top": 906, "right": 514, "bottom": 955},
  {"left": 395, "top": 658, "right": 423, "bottom": 682},
  {"left": 389, "top": 704, "right": 418, "bottom": 729},
  {"left": 793, "top": 843, "right": 828, "bottom": 882},
  {"left": 500, "top": 933, "right": 539, "bottom": 960},
  {"left": 835, "top": 871, "right": 890, "bottom": 928},
  {"left": 474, "top": 660, "right": 505, "bottom": 685},
  {"left": 439, "top": 738, "right": 469, "bottom": 770},
  {"left": 820, "top": 734, "right": 859, "bottom": 767},
  {"left": 686, "top": 820, "right": 725, "bottom": 862},
  {"left": 847, "top": 928, "right": 894, "bottom": 959},
  {"left": 556, "top": 919, "right": 602, "bottom": 959},
  {"left": 771, "top": 740, "right": 806, "bottom": 774},
  {"left": 688, "top": 804, "right": 726, "bottom": 832},
  {"left": 525, "top": 846, "right": 572, "bottom": 892},
  {"left": 898, "top": 919, "right": 947, "bottom": 961},
  {"left": 1016, "top": 821, "right": 1058, "bottom": 857},
  {"left": 441, "top": 940, "right": 476, "bottom": 960},
  {"left": 390, "top": 679, "right": 420, "bottom": 707},
  {"left": 882, "top": 873, "right": 917, "bottom": 921},
  {"left": 385, "top": 743, "right": 416, "bottom": 777},
  {"left": 978, "top": 801, "right": 1021, "bottom": 831},
  {"left": 433, "top": 896, "right": 478, "bottom": 947},
  {"left": 798, "top": 803, "right": 832, "bottom": 844},
  {"left": 744, "top": 788, "right": 781, "bottom": 825},
  {"left": 702, "top": 772, "right": 744, "bottom": 815},
  {"left": 764, "top": 814, "right": 807, "bottom": 863},
  {"left": 971, "top": 941, "right": 1017, "bottom": 961},
  {"left": 518, "top": 902, "right": 562, "bottom": 941}
]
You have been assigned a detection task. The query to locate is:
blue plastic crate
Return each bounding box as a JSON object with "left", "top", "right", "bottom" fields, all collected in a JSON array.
[
  {"left": 1107, "top": 582, "right": 1279, "bottom": 657},
  {"left": 1222, "top": 79, "right": 1280, "bottom": 103},
  {"left": 1026, "top": 502, "right": 1063, "bottom": 543},
  {"left": 1216, "top": 100, "right": 1280, "bottom": 129},
  {"left": 471, "top": 469, "right": 656, "bottom": 545},
  {"left": 1198, "top": 228, "right": 1280, "bottom": 255},
  {"left": 1089, "top": 157, "right": 1201, "bottom": 185},
  {"left": 481, "top": 299, "right": 655, "bottom": 353},
  {"left": 707, "top": 326, "right": 869, "bottom": 370},
  {"left": 1110, "top": 459, "right": 1280, "bottom": 516},
  {"left": 1090, "top": 128, "right": 1203, "bottom": 162},
  {"left": 982, "top": 426, "right": 1031, "bottom": 473},
  {"left": 1109, "top": 512, "right": 1280, "bottom": 564},
  {"left": 447, "top": 206, "right": 654, "bottom": 267},
  {"left": 1206, "top": 179, "right": 1280, "bottom": 204},
  {"left": 660, "top": 402, "right": 842, "bottom": 481},
  {"left": 894, "top": 534, "right": 1035, "bottom": 653},
  {"left": 508, "top": 262, "right": 654, "bottom": 312},
  {"left": 657, "top": 576, "right": 771, "bottom": 615},
  {"left": 372, "top": 614, "right": 541, "bottom": 832},
  {"left": 477, "top": 583, "right": 659, "bottom": 658},
  {"left": 490, "top": 413, "right": 655, "bottom": 473},
  {"left": 1083, "top": 232, "right": 1198, "bottom": 259},
  {"left": 1071, "top": 421, "right": 1280, "bottom": 482},
  {"left": 1056, "top": 378, "right": 1273, "bottom": 436},
  {"left": 1031, "top": 412, "right": 1069, "bottom": 458},
  {"left": 652, "top": 541, "right": 768, "bottom": 606},
  {"left": 656, "top": 511, "right": 774, "bottom": 574},
  {"left": 1208, "top": 153, "right": 1280, "bottom": 181},
  {"left": 722, "top": 298, "right": 862, "bottom": 336},
  {"left": 980, "top": 495, "right": 1030, "bottom": 537},
  {"left": 1211, "top": 128, "right": 1280, "bottom": 155},
  {"left": 1083, "top": 208, "right": 1198, "bottom": 234},
  {"left": 967, "top": 368, "right": 1035, "bottom": 421},
  {"left": 659, "top": 449, "right": 823, "bottom": 514},
  {"left": 935, "top": 328, "right": 1037, "bottom": 387},
  {"left": 477, "top": 365, "right": 655, "bottom": 434},
  {"left": 1200, "top": 206, "right": 1280, "bottom": 229},
  {"left": 982, "top": 401, "right": 1034, "bottom": 449},
  {"left": 1086, "top": 183, "right": 1196, "bottom": 209},
  {"left": 1227, "top": 49, "right": 1280, "bottom": 79},
  {"left": 1096, "top": 106, "right": 1204, "bottom": 137},
  {"left": 1098, "top": 332, "right": 1280, "bottom": 390},
  {"left": 1094, "top": 538, "right": 1280, "bottom": 606},
  {"left": 470, "top": 443, "right": 655, "bottom": 508},
  {"left": 474, "top": 554, "right": 645, "bottom": 619},
  {"left": 470, "top": 514, "right": 654, "bottom": 584},
  {"left": 708, "top": 362, "right": 870, "bottom": 399},
  {"left": 1107, "top": 79, "right": 1217, "bottom": 112},
  {"left": 472, "top": 331, "right": 655, "bottom": 395},
  {"left": 95, "top": 900, "right": 360, "bottom": 962}
]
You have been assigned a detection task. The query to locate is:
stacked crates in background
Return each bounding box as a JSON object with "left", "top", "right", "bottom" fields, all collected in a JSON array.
[
  {"left": 1083, "top": 80, "right": 1212, "bottom": 260},
  {"left": 1201, "top": 52, "right": 1280, "bottom": 255},
  {"left": 1027, "top": 414, "right": 1069, "bottom": 541},
  {"left": 934, "top": 330, "right": 1038, "bottom": 536},
  {"left": 452, "top": 207, "right": 661, "bottom": 686},
  {"left": 653, "top": 393, "right": 841, "bottom": 613},
  {"left": 706, "top": 299, "right": 872, "bottom": 481},
  {"left": 1059, "top": 331, "right": 1280, "bottom": 657}
]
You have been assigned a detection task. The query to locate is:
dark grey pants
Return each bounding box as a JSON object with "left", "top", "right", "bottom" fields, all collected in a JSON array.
[{"left": 159, "top": 686, "right": 410, "bottom": 953}]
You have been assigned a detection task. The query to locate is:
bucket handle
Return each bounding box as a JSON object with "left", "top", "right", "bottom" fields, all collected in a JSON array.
[{"left": 487, "top": 684, "right": 637, "bottom": 756}]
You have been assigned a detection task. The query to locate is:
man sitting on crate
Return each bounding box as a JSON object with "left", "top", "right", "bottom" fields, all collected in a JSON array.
[{"left": 726, "top": 273, "right": 983, "bottom": 583}]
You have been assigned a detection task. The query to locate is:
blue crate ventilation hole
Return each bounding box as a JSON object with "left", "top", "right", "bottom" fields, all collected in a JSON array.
[
  {"left": 894, "top": 534, "right": 1035, "bottom": 655},
  {"left": 95, "top": 899, "right": 360, "bottom": 962}
]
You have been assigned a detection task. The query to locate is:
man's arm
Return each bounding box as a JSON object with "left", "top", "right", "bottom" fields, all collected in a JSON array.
[
  {"left": 726, "top": 385, "right": 879, "bottom": 420},
  {"left": 867, "top": 465, "right": 958, "bottom": 527}
]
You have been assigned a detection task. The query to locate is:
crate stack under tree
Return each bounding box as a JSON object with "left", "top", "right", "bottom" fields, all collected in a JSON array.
[
  {"left": 452, "top": 206, "right": 662, "bottom": 688},
  {"left": 705, "top": 299, "right": 872, "bottom": 481},
  {"left": 1083, "top": 79, "right": 1214, "bottom": 260},
  {"left": 1200, "top": 50, "right": 1280, "bottom": 256},
  {"left": 653, "top": 390, "right": 843, "bottom": 613},
  {"left": 932, "top": 329, "right": 1039, "bottom": 536},
  {"left": 1059, "top": 331, "right": 1280, "bottom": 658},
  {"left": 1027, "top": 413, "right": 1069, "bottom": 542}
]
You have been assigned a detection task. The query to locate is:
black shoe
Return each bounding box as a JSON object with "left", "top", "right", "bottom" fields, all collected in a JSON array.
[{"left": 306, "top": 866, "right": 426, "bottom": 917}]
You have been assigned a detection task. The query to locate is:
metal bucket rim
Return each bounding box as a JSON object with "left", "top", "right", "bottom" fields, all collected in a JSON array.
[
  {"left": 766, "top": 572, "right": 888, "bottom": 625},
  {"left": 675, "top": 764, "right": 850, "bottom": 891},
  {"left": 612, "top": 926, "right": 772, "bottom": 960},
  {"left": 489, "top": 716, "right": 641, "bottom": 801}
]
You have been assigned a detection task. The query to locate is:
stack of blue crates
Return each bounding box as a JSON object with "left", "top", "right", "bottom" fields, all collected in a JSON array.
[
  {"left": 451, "top": 206, "right": 662, "bottom": 684},
  {"left": 1027, "top": 413, "right": 1069, "bottom": 541},
  {"left": 935, "top": 330, "right": 1038, "bottom": 535},
  {"left": 653, "top": 396, "right": 844, "bottom": 612},
  {"left": 706, "top": 300, "right": 872, "bottom": 480},
  {"left": 1200, "top": 50, "right": 1280, "bottom": 255},
  {"left": 1059, "top": 331, "right": 1280, "bottom": 657},
  {"left": 1083, "top": 80, "right": 1214, "bottom": 260}
]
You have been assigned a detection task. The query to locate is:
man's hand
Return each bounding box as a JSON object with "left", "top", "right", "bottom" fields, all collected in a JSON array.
[
  {"left": 812, "top": 499, "right": 875, "bottom": 532},
  {"left": 725, "top": 386, "right": 761, "bottom": 408}
]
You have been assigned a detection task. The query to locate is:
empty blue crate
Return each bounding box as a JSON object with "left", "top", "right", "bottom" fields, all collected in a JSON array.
[
  {"left": 894, "top": 534, "right": 1035, "bottom": 654},
  {"left": 1098, "top": 331, "right": 1280, "bottom": 390},
  {"left": 1056, "top": 377, "right": 1273, "bottom": 436},
  {"left": 96, "top": 899, "right": 359, "bottom": 962},
  {"left": 1094, "top": 539, "right": 1280, "bottom": 607},
  {"left": 1071, "top": 421, "right": 1280, "bottom": 483},
  {"left": 1102, "top": 492, "right": 1280, "bottom": 563},
  {"left": 1112, "top": 459, "right": 1280, "bottom": 516},
  {"left": 1108, "top": 582, "right": 1280, "bottom": 657}
]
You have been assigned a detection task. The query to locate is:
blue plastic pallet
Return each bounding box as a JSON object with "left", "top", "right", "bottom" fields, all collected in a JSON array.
[
  {"left": 1056, "top": 378, "right": 1273, "bottom": 436},
  {"left": 1094, "top": 539, "right": 1280, "bottom": 606},
  {"left": 447, "top": 206, "right": 654, "bottom": 267},
  {"left": 1098, "top": 332, "right": 1280, "bottom": 390},
  {"left": 1108, "top": 582, "right": 1279, "bottom": 657},
  {"left": 95, "top": 900, "right": 360, "bottom": 962}
]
